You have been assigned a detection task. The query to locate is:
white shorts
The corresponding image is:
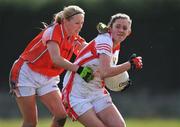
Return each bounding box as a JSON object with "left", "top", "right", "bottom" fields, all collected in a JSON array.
[
  {"left": 71, "top": 94, "right": 113, "bottom": 117},
  {"left": 15, "top": 63, "right": 60, "bottom": 97}
]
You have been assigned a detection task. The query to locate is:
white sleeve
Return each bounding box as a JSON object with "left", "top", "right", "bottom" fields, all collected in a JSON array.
[{"left": 95, "top": 33, "right": 113, "bottom": 56}]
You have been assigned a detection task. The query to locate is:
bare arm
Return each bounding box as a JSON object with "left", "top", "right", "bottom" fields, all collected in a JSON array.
[
  {"left": 99, "top": 54, "right": 131, "bottom": 79},
  {"left": 47, "top": 41, "right": 79, "bottom": 72}
]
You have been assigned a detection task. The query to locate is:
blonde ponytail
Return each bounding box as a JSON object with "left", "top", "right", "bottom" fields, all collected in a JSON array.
[{"left": 96, "top": 22, "right": 109, "bottom": 34}]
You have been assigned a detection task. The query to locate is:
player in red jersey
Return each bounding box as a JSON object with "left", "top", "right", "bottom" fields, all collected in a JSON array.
[{"left": 9, "top": 5, "right": 93, "bottom": 127}]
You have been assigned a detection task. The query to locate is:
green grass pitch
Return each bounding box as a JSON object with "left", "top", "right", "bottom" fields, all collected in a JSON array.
[{"left": 0, "top": 118, "right": 179, "bottom": 127}]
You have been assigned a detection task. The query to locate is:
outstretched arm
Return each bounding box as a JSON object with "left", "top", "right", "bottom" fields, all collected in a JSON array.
[
  {"left": 47, "top": 41, "right": 79, "bottom": 72},
  {"left": 99, "top": 53, "right": 142, "bottom": 79},
  {"left": 99, "top": 54, "right": 131, "bottom": 79}
]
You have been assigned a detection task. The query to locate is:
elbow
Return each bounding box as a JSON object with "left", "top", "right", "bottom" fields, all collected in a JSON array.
[
  {"left": 51, "top": 56, "right": 61, "bottom": 67},
  {"left": 99, "top": 66, "right": 113, "bottom": 79},
  {"left": 52, "top": 59, "right": 59, "bottom": 67},
  {"left": 100, "top": 71, "right": 109, "bottom": 79}
]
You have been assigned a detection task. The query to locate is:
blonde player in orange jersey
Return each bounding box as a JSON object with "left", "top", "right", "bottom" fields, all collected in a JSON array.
[
  {"left": 62, "top": 13, "right": 143, "bottom": 127},
  {"left": 9, "top": 5, "right": 94, "bottom": 127}
]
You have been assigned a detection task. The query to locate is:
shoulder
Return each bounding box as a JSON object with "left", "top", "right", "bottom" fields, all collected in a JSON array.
[
  {"left": 42, "top": 23, "right": 62, "bottom": 44},
  {"left": 43, "top": 23, "right": 60, "bottom": 36},
  {"left": 94, "top": 33, "right": 113, "bottom": 55},
  {"left": 95, "top": 33, "right": 113, "bottom": 46},
  {"left": 95, "top": 33, "right": 112, "bottom": 43}
]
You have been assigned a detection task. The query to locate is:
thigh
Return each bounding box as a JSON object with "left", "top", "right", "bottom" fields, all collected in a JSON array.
[
  {"left": 97, "top": 104, "right": 126, "bottom": 127},
  {"left": 78, "top": 108, "right": 107, "bottom": 127},
  {"left": 39, "top": 90, "right": 66, "bottom": 117},
  {"left": 37, "top": 83, "right": 59, "bottom": 96},
  {"left": 16, "top": 86, "right": 36, "bottom": 97},
  {"left": 93, "top": 94, "right": 113, "bottom": 113},
  {"left": 16, "top": 95, "right": 38, "bottom": 123}
]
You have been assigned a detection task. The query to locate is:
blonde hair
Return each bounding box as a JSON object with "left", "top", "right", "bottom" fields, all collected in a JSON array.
[{"left": 54, "top": 5, "right": 85, "bottom": 24}]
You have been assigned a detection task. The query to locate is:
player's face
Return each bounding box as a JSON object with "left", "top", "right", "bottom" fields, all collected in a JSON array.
[
  {"left": 110, "top": 18, "right": 131, "bottom": 44},
  {"left": 65, "top": 14, "right": 84, "bottom": 36}
]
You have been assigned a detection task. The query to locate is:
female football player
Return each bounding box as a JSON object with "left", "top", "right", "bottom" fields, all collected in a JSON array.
[
  {"left": 62, "top": 13, "right": 143, "bottom": 127},
  {"left": 9, "top": 5, "right": 93, "bottom": 127}
]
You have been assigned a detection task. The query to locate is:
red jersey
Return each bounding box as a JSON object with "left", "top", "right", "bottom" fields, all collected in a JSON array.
[{"left": 14, "top": 23, "right": 85, "bottom": 77}]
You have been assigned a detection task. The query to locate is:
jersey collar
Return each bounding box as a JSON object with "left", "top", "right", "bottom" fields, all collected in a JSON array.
[{"left": 113, "top": 43, "right": 120, "bottom": 53}]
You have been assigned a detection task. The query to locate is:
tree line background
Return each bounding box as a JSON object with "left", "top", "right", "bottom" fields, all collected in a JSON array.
[{"left": 0, "top": 0, "right": 180, "bottom": 118}]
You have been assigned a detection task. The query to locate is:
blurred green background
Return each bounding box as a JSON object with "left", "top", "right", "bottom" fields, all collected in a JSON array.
[{"left": 0, "top": 0, "right": 180, "bottom": 120}]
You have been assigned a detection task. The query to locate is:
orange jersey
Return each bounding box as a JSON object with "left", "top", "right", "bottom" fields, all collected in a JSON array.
[{"left": 16, "top": 23, "right": 85, "bottom": 77}]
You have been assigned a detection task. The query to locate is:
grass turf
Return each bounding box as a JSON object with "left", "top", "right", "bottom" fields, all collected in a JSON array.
[{"left": 0, "top": 118, "right": 179, "bottom": 127}]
